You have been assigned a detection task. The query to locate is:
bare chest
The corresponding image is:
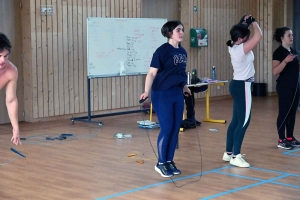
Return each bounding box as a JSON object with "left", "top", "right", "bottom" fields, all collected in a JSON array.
[{"left": 0, "top": 71, "right": 10, "bottom": 90}]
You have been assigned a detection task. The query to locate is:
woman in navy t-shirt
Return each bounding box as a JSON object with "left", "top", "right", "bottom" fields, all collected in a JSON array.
[
  {"left": 140, "top": 20, "right": 191, "bottom": 177},
  {"left": 272, "top": 27, "right": 300, "bottom": 150}
]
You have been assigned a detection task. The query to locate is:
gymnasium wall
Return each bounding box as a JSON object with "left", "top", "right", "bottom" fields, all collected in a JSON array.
[
  {"left": 180, "top": 0, "right": 293, "bottom": 99},
  {"left": 22, "top": 0, "right": 143, "bottom": 121},
  {"left": 20, "top": 0, "right": 293, "bottom": 122}
]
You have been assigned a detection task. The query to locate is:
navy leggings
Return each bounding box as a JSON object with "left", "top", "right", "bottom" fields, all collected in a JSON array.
[
  {"left": 276, "top": 83, "right": 299, "bottom": 140},
  {"left": 226, "top": 80, "right": 252, "bottom": 155},
  {"left": 151, "top": 87, "right": 184, "bottom": 163}
]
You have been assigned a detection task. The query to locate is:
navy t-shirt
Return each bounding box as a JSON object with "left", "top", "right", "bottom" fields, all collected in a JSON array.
[
  {"left": 150, "top": 43, "right": 187, "bottom": 91},
  {"left": 273, "top": 45, "right": 299, "bottom": 88}
]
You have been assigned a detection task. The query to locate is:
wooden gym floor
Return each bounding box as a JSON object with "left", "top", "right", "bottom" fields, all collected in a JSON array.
[{"left": 0, "top": 95, "right": 299, "bottom": 200}]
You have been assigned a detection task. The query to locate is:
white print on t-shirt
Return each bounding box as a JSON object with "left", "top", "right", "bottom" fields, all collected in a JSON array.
[{"left": 173, "top": 54, "right": 187, "bottom": 65}]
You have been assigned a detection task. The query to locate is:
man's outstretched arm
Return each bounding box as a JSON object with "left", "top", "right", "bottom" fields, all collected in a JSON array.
[{"left": 6, "top": 67, "right": 21, "bottom": 145}]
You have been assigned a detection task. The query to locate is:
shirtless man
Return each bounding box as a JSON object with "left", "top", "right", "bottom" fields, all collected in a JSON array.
[{"left": 0, "top": 32, "right": 21, "bottom": 145}]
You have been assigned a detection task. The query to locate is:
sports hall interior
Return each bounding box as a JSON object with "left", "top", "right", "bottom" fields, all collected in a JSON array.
[{"left": 0, "top": 0, "right": 299, "bottom": 199}]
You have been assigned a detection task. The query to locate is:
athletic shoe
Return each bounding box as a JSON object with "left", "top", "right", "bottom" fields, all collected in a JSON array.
[
  {"left": 196, "top": 120, "right": 201, "bottom": 126},
  {"left": 167, "top": 161, "right": 181, "bottom": 175},
  {"left": 278, "top": 139, "right": 294, "bottom": 150},
  {"left": 222, "top": 152, "right": 232, "bottom": 162},
  {"left": 230, "top": 154, "right": 250, "bottom": 168},
  {"left": 155, "top": 163, "right": 173, "bottom": 177},
  {"left": 287, "top": 137, "right": 300, "bottom": 147}
]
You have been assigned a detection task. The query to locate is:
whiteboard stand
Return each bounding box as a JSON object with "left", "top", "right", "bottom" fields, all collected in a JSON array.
[
  {"left": 71, "top": 77, "right": 103, "bottom": 126},
  {"left": 70, "top": 77, "right": 150, "bottom": 127}
]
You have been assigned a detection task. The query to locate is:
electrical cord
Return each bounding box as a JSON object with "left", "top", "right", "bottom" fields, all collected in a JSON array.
[{"left": 20, "top": 133, "right": 97, "bottom": 146}]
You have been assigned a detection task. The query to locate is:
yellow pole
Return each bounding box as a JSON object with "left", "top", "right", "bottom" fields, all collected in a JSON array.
[
  {"left": 205, "top": 85, "right": 210, "bottom": 120},
  {"left": 150, "top": 103, "right": 153, "bottom": 122},
  {"left": 203, "top": 82, "right": 226, "bottom": 124}
]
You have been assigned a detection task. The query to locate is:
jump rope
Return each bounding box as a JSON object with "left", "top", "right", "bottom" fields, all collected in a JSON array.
[
  {"left": 277, "top": 52, "right": 299, "bottom": 133},
  {"left": 0, "top": 148, "right": 26, "bottom": 166},
  {"left": 139, "top": 94, "right": 202, "bottom": 188},
  {"left": 1, "top": 133, "right": 96, "bottom": 166},
  {"left": 277, "top": 78, "right": 299, "bottom": 134}
]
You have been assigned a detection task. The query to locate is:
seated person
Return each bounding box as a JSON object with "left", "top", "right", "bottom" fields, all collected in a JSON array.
[{"left": 182, "top": 77, "right": 207, "bottom": 128}]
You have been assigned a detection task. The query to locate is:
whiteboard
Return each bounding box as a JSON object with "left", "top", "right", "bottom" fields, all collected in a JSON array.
[{"left": 87, "top": 17, "right": 167, "bottom": 78}]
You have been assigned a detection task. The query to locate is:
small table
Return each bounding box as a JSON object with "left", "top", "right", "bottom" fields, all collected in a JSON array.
[{"left": 188, "top": 81, "right": 228, "bottom": 124}]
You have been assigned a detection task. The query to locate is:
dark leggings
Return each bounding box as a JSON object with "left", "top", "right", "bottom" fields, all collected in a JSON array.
[
  {"left": 184, "top": 89, "right": 195, "bottom": 119},
  {"left": 151, "top": 87, "right": 184, "bottom": 163},
  {"left": 226, "top": 80, "right": 252, "bottom": 155},
  {"left": 276, "top": 83, "right": 299, "bottom": 140},
  {"left": 184, "top": 85, "right": 208, "bottom": 119}
]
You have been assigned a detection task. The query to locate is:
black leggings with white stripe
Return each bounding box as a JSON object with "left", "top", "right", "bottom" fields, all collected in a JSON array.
[{"left": 226, "top": 80, "right": 253, "bottom": 155}]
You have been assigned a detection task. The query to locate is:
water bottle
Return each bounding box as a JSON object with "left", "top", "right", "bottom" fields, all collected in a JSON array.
[
  {"left": 212, "top": 66, "right": 216, "bottom": 80},
  {"left": 113, "top": 133, "right": 132, "bottom": 139},
  {"left": 187, "top": 72, "right": 191, "bottom": 85},
  {"left": 119, "top": 61, "right": 126, "bottom": 76},
  {"left": 122, "top": 133, "right": 132, "bottom": 138}
]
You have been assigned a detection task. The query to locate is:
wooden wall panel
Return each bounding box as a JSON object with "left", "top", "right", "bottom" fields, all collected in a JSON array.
[
  {"left": 180, "top": 0, "right": 289, "bottom": 98},
  {"left": 20, "top": 0, "right": 292, "bottom": 121},
  {"left": 22, "top": 0, "right": 34, "bottom": 122},
  {"left": 141, "top": 0, "right": 179, "bottom": 20},
  {"left": 22, "top": 0, "right": 143, "bottom": 121}
]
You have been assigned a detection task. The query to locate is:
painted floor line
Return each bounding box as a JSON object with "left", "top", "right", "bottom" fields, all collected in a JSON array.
[
  {"left": 200, "top": 175, "right": 289, "bottom": 200},
  {"left": 96, "top": 166, "right": 232, "bottom": 200}
]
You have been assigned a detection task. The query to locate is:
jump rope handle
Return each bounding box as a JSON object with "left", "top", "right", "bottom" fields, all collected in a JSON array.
[
  {"left": 139, "top": 97, "right": 148, "bottom": 104},
  {"left": 10, "top": 148, "right": 26, "bottom": 159}
]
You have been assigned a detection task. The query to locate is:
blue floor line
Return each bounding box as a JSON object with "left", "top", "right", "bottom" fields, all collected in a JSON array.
[
  {"left": 200, "top": 175, "right": 290, "bottom": 200},
  {"left": 96, "top": 166, "right": 300, "bottom": 200},
  {"left": 250, "top": 167, "right": 300, "bottom": 177},
  {"left": 215, "top": 171, "right": 264, "bottom": 181},
  {"left": 95, "top": 166, "right": 232, "bottom": 200},
  {"left": 282, "top": 148, "right": 300, "bottom": 154},
  {"left": 283, "top": 154, "right": 300, "bottom": 157},
  {"left": 217, "top": 171, "right": 300, "bottom": 188},
  {"left": 271, "top": 181, "right": 300, "bottom": 188}
]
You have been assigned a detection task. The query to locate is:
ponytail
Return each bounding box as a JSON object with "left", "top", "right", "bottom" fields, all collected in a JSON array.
[
  {"left": 226, "top": 40, "right": 233, "bottom": 47},
  {"left": 226, "top": 25, "right": 250, "bottom": 48}
]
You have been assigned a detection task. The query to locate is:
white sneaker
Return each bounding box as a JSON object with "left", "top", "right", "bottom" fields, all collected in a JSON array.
[
  {"left": 230, "top": 154, "right": 250, "bottom": 168},
  {"left": 222, "top": 152, "right": 232, "bottom": 162}
]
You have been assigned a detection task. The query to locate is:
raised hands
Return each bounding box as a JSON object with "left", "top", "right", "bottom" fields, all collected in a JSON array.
[{"left": 238, "top": 15, "right": 256, "bottom": 28}]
